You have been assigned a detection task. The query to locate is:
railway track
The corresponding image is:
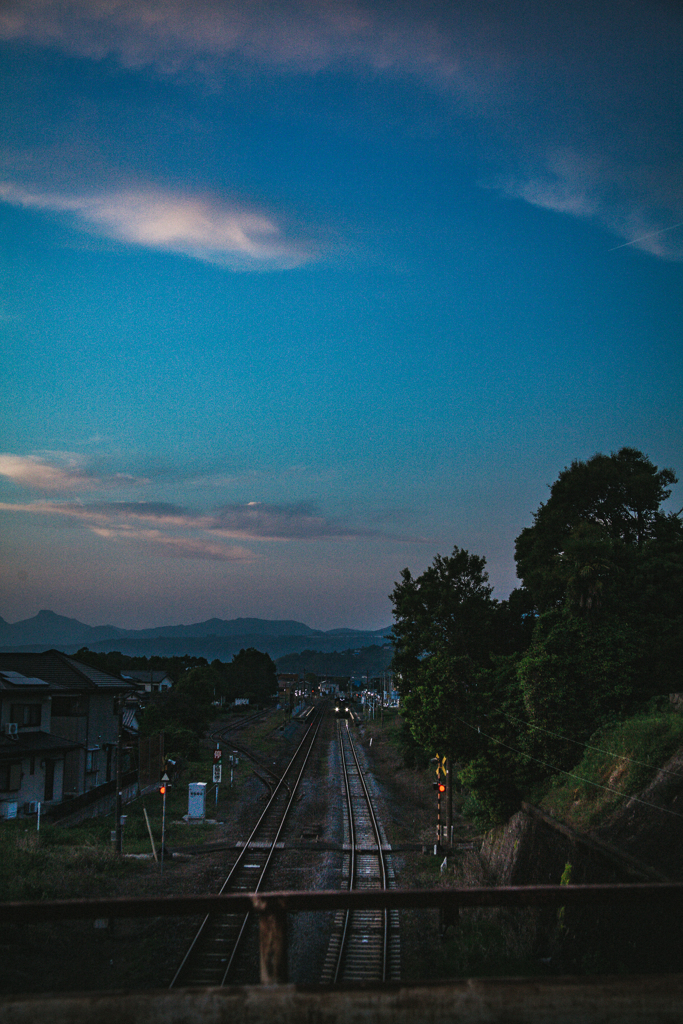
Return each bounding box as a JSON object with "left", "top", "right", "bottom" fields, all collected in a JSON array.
[
  {"left": 321, "top": 717, "right": 400, "bottom": 983},
  {"left": 169, "top": 706, "right": 324, "bottom": 988}
]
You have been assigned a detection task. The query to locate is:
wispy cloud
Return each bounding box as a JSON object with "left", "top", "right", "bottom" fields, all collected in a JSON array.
[
  {"left": 0, "top": 469, "right": 412, "bottom": 568},
  {"left": 0, "top": 497, "right": 389, "bottom": 541},
  {"left": 0, "top": 182, "right": 312, "bottom": 269},
  {"left": 491, "top": 151, "right": 683, "bottom": 261},
  {"left": 212, "top": 501, "right": 381, "bottom": 541},
  {"left": 90, "top": 527, "right": 254, "bottom": 562},
  {"left": 0, "top": 453, "right": 147, "bottom": 491},
  {"left": 0, "top": 0, "right": 487, "bottom": 95},
  {"left": 2, "top": 3, "right": 680, "bottom": 263}
]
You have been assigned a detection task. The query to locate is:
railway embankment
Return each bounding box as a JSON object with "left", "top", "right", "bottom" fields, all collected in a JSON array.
[
  {"left": 466, "top": 743, "right": 683, "bottom": 975},
  {"left": 479, "top": 746, "right": 683, "bottom": 888}
]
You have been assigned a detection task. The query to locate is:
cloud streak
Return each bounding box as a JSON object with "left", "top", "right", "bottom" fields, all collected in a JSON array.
[
  {"left": 212, "top": 501, "right": 388, "bottom": 540},
  {"left": 0, "top": 453, "right": 147, "bottom": 491},
  {"left": 90, "top": 527, "right": 254, "bottom": 562},
  {"left": 0, "top": 0, "right": 485, "bottom": 94},
  {"left": 3, "top": 1, "right": 680, "bottom": 263},
  {"left": 0, "top": 183, "right": 313, "bottom": 269},
  {"left": 491, "top": 151, "right": 683, "bottom": 261},
  {"left": 0, "top": 455, "right": 401, "bottom": 542},
  {"left": 0, "top": 497, "right": 390, "bottom": 541}
]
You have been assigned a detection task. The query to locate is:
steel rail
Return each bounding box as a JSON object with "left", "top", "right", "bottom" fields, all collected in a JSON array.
[
  {"left": 328, "top": 718, "right": 391, "bottom": 983},
  {"left": 216, "top": 708, "right": 323, "bottom": 984},
  {"left": 333, "top": 720, "right": 357, "bottom": 982},
  {"left": 346, "top": 720, "right": 389, "bottom": 981},
  {"left": 169, "top": 705, "right": 324, "bottom": 988}
]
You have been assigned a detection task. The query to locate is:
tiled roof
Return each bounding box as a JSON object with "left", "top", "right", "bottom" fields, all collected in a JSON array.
[
  {"left": 0, "top": 651, "right": 132, "bottom": 692},
  {"left": 124, "top": 670, "right": 172, "bottom": 683},
  {"left": 0, "top": 731, "right": 81, "bottom": 757}
]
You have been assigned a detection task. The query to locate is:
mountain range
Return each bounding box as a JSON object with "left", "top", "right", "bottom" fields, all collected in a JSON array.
[{"left": 0, "top": 610, "right": 393, "bottom": 661}]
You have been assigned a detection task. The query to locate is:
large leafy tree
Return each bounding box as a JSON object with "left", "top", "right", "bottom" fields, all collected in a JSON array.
[
  {"left": 391, "top": 548, "right": 536, "bottom": 823},
  {"left": 515, "top": 448, "right": 682, "bottom": 750},
  {"left": 390, "top": 547, "right": 497, "bottom": 761},
  {"left": 515, "top": 447, "right": 677, "bottom": 613},
  {"left": 228, "top": 648, "right": 277, "bottom": 704}
]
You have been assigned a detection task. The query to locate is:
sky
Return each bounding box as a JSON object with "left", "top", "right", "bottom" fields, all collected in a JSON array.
[{"left": 0, "top": 0, "right": 682, "bottom": 632}]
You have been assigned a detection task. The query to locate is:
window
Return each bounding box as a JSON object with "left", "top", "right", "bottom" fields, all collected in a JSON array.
[
  {"left": 85, "top": 747, "right": 100, "bottom": 773},
  {"left": 44, "top": 760, "right": 54, "bottom": 802},
  {"left": 9, "top": 704, "right": 41, "bottom": 727},
  {"left": 0, "top": 762, "right": 22, "bottom": 791},
  {"left": 51, "top": 696, "right": 87, "bottom": 717}
]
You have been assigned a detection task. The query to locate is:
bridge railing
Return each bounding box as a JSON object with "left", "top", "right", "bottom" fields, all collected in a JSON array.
[{"left": 2, "top": 882, "right": 683, "bottom": 985}]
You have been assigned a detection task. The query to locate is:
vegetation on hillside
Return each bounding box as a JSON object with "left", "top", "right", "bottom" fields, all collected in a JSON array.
[{"left": 275, "top": 644, "right": 393, "bottom": 678}]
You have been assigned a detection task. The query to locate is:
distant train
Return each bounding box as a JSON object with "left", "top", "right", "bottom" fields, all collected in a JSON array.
[{"left": 335, "top": 700, "right": 350, "bottom": 719}]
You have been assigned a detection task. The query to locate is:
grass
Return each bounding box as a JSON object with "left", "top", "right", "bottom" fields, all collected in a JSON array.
[
  {"left": 401, "top": 851, "right": 542, "bottom": 979},
  {"left": 540, "top": 707, "right": 683, "bottom": 829},
  {"left": 242, "top": 708, "right": 291, "bottom": 757},
  {"left": 0, "top": 818, "right": 145, "bottom": 901},
  {"left": 0, "top": 707, "right": 294, "bottom": 903}
]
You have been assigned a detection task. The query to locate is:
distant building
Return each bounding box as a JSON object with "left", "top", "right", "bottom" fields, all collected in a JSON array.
[
  {"left": 123, "top": 669, "right": 173, "bottom": 694},
  {"left": 0, "top": 650, "right": 133, "bottom": 819},
  {"left": 277, "top": 673, "right": 300, "bottom": 691}
]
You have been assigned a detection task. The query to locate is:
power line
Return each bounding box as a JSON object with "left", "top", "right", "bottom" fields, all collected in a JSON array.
[
  {"left": 492, "top": 707, "right": 683, "bottom": 782},
  {"left": 456, "top": 716, "right": 683, "bottom": 822}
]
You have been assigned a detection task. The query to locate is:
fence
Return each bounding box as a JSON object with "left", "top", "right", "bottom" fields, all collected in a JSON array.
[{"left": 2, "top": 882, "right": 683, "bottom": 985}]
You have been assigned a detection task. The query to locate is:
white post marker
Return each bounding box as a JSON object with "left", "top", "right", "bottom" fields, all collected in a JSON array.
[
  {"left": 213, "top": 762, "right": 222, "bottom": 805},
  {"left": 188, "top": 781, "right": 207, "bottom": 820}
]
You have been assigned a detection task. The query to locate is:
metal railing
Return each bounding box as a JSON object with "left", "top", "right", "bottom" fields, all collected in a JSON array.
[{"left": 2, "top": 882, "right": 683, "bottom": 985}]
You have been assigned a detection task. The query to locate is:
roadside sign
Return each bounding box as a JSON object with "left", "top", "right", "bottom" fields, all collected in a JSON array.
[
  {"left": 213, "top": 764, "right": 222, "bottom": 784},
  {"left": 213, "top": 748, "right": 222, "bottom": 762}
]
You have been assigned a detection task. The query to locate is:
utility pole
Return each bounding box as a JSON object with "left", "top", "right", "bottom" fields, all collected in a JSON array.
[
  {"left": 114, "top": 696, "right": 124, "bottom": 855},
  {"left": 446, "top": 755, "right": 453, "bottom": 848}
]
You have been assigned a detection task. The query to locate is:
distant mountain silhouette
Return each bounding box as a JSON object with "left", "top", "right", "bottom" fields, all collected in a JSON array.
[
  {"left": 0, "top": 610, "right": 130, "bottom": 648},
  {"left": 0, "top": 610, "right": 392, "bottom": 660}
]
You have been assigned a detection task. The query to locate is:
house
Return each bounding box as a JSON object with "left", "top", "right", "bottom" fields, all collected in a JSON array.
[
  {"left": 277, "top": 673, "right": 300, "bottom": 691},
  {"left": 123, "top": 669, "right": 173, "bottom": 695},
  {"left": 0, "top": 650, "right": 133, "bottom": 818}
]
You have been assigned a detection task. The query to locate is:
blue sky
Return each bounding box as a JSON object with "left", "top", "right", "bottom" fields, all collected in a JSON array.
[{"left": 0, "top": 0, "right": 681, "bottom": 630}]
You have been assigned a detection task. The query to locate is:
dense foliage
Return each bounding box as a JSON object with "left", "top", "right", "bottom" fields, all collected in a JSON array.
[
  {"left": 75, "top": 646, "right": 277, "bottom": 759},
  {"left": 276, "top": 644, "right": 393, "bottom": 678},
  {"left": 392, "top": 448, "right": 682, "bottom": 826}
]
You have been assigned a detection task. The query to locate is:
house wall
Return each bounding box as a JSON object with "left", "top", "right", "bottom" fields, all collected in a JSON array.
[
  {"left": 16, "top": 756, "right": 65, "bottom": 807},
  {"left": 0, "top": 695, "right": 65, "bottom": 812},
  {"left": 1, "top": 696, "right": 51, "bottom": 732},
  {"left": 84, "top": 694, "right": 120, "bottom": 790},
  {"left": 51, "top": 710, "right": 87, "bottom": 795}
]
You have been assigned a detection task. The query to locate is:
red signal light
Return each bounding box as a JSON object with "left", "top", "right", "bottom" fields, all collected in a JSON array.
[
  {"left": 437, "top": 782, "right": 446, "bottom": 794},
  {"left": 160, "top": 785, "right": 167, "bottom": 795}
]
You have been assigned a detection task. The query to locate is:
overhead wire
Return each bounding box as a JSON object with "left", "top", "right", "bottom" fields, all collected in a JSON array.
[
  {"left": 491, "top": 707, "right": 683, "bottom": 782},
  {"left": 456, "top": 716, "right": 683, "bottom": 822}
]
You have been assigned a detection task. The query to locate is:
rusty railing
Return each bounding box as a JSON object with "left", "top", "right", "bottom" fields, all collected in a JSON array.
[{"left": 2, "top": 883, "right": 683, "bottom": 984}]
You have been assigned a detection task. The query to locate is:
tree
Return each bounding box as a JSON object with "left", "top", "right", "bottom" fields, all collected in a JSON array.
[
  {"left": 390, "top": 547, "right": 497, "bottom": 761},
  {"left": 515, "top": 447, "right": 677, "bottom": 612},
  {"left": 228, "top": 648, "right": 277, "bottom": 704},
  {"left": 515, "top": 447, "right": 682, "bottom": 750},
  {"left": 517, "top": 610, "right": 641, "bottom": 769}
]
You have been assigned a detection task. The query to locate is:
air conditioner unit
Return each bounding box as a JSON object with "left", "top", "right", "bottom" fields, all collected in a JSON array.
[
  {"left": 24, "top": 801, "right": 39, "bottom": 815},
  {"left": 4, "top": 722, "right": 18, "bottom": 737}
]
